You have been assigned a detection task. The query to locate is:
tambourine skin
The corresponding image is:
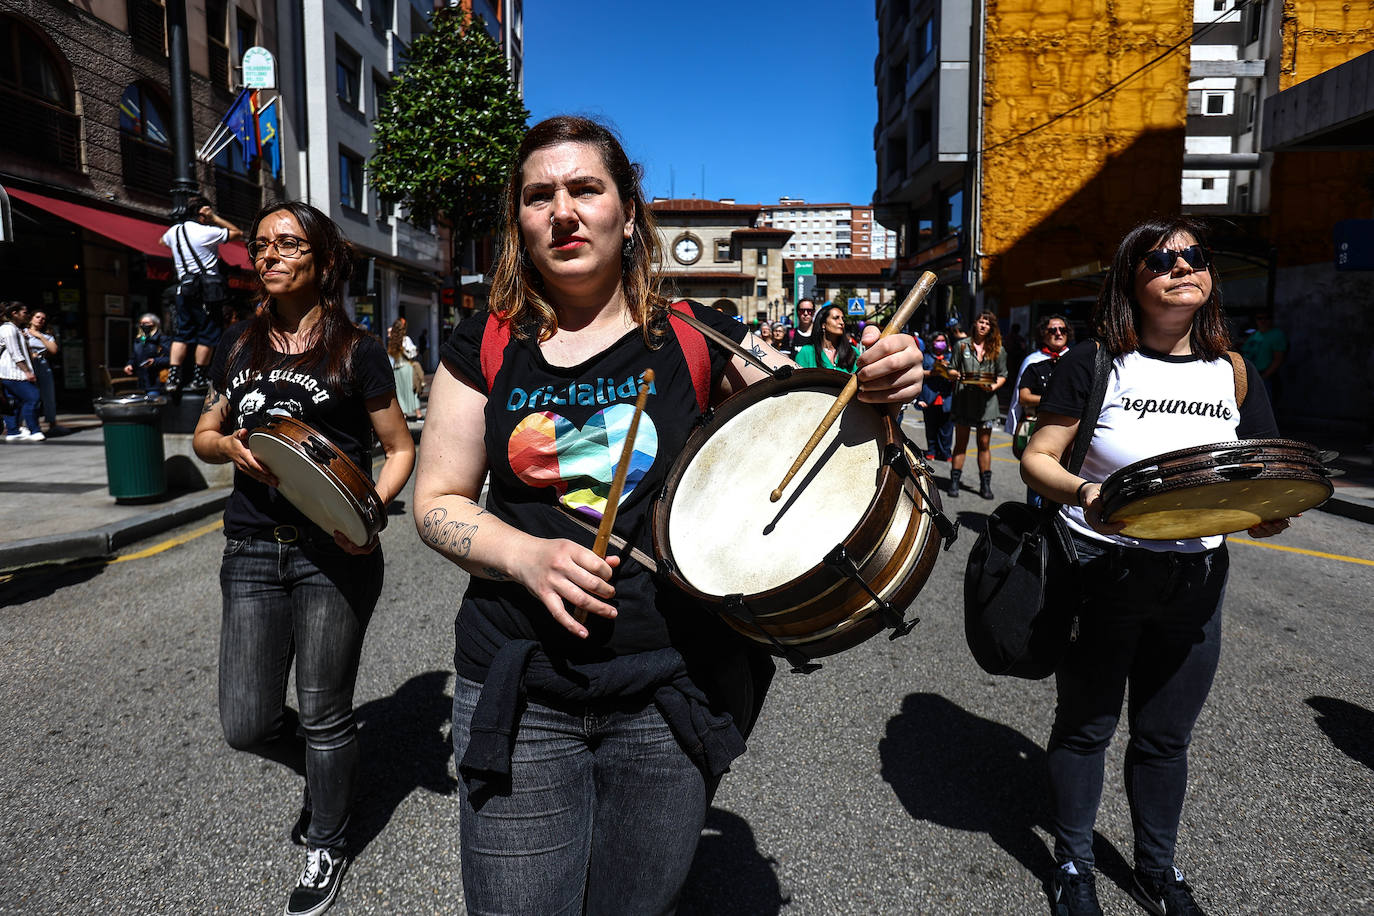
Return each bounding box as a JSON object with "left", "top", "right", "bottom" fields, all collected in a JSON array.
[
  {"left": 246, "top": 416, "right": 385, "bottom": 547},
  {"left": 652, "top": 371, "right": 945, "bottom": 659},
  {"left": 1100, "top": 438, "right": 1333, "bottom": 540}
]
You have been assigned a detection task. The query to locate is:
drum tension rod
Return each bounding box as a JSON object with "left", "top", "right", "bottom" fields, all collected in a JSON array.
[
  {"left": 822, "top": 546, "right": 919, "bottom": 640},
  {"left": 722, "top": 594, "right": 822, "bottom": 674},
  {"left": 888, "top": 443, "right": 960, "bottom": 548}
]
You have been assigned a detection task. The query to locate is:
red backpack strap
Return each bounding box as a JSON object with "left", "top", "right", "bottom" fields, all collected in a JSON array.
[
  {"left": 668, "top": 300, "right": 711, "bottom": 412},
  {"left": 479, "top": 312, "right": 512, "bottom": 392}
]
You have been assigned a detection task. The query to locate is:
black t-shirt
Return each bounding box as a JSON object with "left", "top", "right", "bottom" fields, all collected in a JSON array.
[
  {"left": 1021, "top": 352, "right": 1063, "bottom": 397},
  {"left": 209, "top": 320, "right": 394, "bottom": 538},
  {"left": 440, "top": 305, "right": 749, "bottom": 677}
]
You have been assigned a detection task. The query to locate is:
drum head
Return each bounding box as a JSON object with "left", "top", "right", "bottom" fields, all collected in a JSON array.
[
  {"left": 1109, "top": 477, "right": 1332, "bottom": 539},
  {"left": 248, "top": 433, "right": 371, "bottom": 546},
  {"left": 666, "top": 384, "right": 888, "bottom": 597}
]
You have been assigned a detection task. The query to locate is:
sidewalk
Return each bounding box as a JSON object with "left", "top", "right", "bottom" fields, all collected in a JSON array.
[{"left": 1, "top": 409, "right": 1370, "bottom": 573}]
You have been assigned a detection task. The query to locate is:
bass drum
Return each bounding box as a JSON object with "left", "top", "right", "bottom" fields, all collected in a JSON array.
[
  {"left": 652, "top": 369, "right": 954, "bottom": 665},
  {"left": 247, "top": 415, "right": 386, "bottom": 547}
]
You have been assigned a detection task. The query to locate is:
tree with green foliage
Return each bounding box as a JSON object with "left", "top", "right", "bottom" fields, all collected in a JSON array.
[{"left": 369, "top": 8, "right": 528, "bottom": 276}]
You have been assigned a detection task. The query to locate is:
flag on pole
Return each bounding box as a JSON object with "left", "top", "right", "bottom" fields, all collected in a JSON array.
[
  {"left": 257, "top": 96, "right": 281, "bottom": 180},
  {"left": 224, "top": 89, "right": 258, "bottom": 160}
]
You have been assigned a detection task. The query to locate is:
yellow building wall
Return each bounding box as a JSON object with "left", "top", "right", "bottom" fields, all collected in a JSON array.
[
  {"left": 979, "top": 0, "right": 1193, "bottom": 313},
  {"left": 1278, "top": 0, "right": 1374, "bottom": 89}
]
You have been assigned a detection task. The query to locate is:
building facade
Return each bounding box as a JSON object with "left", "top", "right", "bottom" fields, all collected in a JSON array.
[
  {"left": 0, "top": 0, "right": 279, "bottom": 408},
  {"left": 650, "top": 198, "right": 791, "bottom": 321},
  {"left": 759, "top": 199, "right": 893, "bottom": 261}
]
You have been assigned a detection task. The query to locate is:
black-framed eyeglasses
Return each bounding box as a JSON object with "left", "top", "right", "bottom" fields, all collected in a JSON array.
[
  {"left": 247, "top": 236, "right": 311, "bottom": 261},
  {"left": 1141, "top": 244, "right": 1208, "bottom": 274}
]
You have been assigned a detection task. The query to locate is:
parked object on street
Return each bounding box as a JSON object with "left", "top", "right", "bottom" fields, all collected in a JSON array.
[{"left": 93, "top": 393, "right": 168, "bottom": 501}]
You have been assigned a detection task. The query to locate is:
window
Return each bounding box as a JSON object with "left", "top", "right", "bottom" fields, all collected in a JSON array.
[
  {"left": 915, "top": 16, "right": 934, "bottom": 63},
  {"left": 236, "top": 9, "right": 257, "bottom": 56},
  {"left": 945, "top": 188, "right": 964, "bottom": 232},
  {"left": 1201, "top": 178, "right": 1215, "bottom": 190},
  {"left": 336, "top": 41, "right": 361, "bottom": 107},
  {"left": 410, "top": 5, "right": 429, "bottom": 36},
  {"left": 339, "top": 148, "right": 364, "bottom": 210},
  {"left": 1206, "top": 94, "right": 1224, "bottom": 114},
  {"left": 1236, "top": 183, "right": 1251, "bottom": 212},
  {"left": 128, "top": 0, "right": 166, "bottom": 57},
  {"left": 758, "top": 250, "right": 768, "bottom": 266},
  {"left": 214, "top": 139, "right": 261, "bottom": 226},
  {"left": 206, "top": 0, "right": 229, "bottom": 89},
  {"left": 1213, "top": 0, "right": 1227, "bottom": 9},
  {"left": 1244, "top": 0, "right": 1264, "bottom": 44},
  {"left": 1203, "top": 91, "right": 1232, "bottom": 116},
  {"left": 0, "top": 16, "right": 80, "bottom": 170},
  {"left": 369, "top": 0, "right": 393, "bottom": 39},
  {"left": 1239, "top": 91, "right": 1256, "bottom": 131},
  {"left": 119, "top": 83, "right": 172, "bottom": 195},
  {"left": 756, "top": 283, "right": 768, "bottom": 298},
  {"left": 372, "top": 71, "right": 390, "bottom": 119},
  {"left": 789, "top": 244, "right": 796, "bottom": 252},
  {"left": 714, "top": 239, "right": 731, "bottom": 262}
]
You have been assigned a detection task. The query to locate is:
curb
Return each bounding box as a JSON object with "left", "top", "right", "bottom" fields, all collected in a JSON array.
[
  {"left": 0, "top": 488, "right": 230, "bottom": 572},
  {"left": 1316, "top": 493, "right": 1374, "bottom": 526}
]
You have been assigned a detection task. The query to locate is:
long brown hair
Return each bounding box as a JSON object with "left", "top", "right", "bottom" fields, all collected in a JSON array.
[
  {"left": 386, "top": 319, "right": 406, "bottom": 360},
  {"left": 229, "top": 201, "right": 365, "bottom": 390},
  {"left": 966, "top": 309, "right": 1002, "bottom": 365},
  {"left": 487, "top": 115, "right": 670, "bottom": 345},
  {"left": 1094, "top": 216, "right": 1229, "bottom": 360}
]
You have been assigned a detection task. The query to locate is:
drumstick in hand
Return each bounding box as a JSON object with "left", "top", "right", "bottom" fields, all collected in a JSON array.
[
  {"left": 578, "top": 369, "right": 654, "bottom": 622},
  {"left": 770, "top": 271, "right": 937, "bottom": 503}
]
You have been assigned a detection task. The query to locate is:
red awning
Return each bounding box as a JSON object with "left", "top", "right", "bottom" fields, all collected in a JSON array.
[{"left": 7, "top": 187, "right": 252, "bottom": 270}]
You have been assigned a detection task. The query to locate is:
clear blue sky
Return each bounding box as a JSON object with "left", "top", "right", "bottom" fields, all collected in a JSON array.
[{"left": 522, "top": 0, "right": 881, "bottom": 207}]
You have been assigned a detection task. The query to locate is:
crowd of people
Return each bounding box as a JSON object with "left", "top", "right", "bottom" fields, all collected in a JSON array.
[{"left": 169, "top": 110, "right": 1303, "bottom": 916}]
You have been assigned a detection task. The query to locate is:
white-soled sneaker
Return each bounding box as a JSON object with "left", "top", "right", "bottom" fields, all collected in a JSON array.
[
  {"left": 5, "top": 428, "right": 32, "bottom": 441},
  {"left": 22, "top": 430, "right": 44, "bottom": 442},
  {"left": 284, "top": 847, "right": 349, "bottom": 916}
]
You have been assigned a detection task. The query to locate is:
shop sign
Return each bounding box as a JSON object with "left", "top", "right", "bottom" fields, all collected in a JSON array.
[
  {"left": 105, "top": 294, "right": 126, "bottom": 316},
  {"left": 242, "top": 47, "right": 277, "bottom": 89}
]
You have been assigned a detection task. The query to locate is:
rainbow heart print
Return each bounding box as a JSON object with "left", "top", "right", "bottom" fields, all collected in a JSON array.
[{"left": 508, "top": 405, "right": 659, "bottom": 520}]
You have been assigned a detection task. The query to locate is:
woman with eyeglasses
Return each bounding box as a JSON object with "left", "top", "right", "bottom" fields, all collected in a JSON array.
[
  {"left": 192, "top": 201, "right": 415, "bottom": 916},
  {"left": 124, "top": 313, "right": 171, "bottom": 393},
  {"left": 947, "top": 310, "right": 1007, "bottom": 499},
  {"left": 1020, "top": 218, "right": 1290, "bottom": 916},
  {"left": 794, "top": 303, "right": 862, "bottom": 373}
]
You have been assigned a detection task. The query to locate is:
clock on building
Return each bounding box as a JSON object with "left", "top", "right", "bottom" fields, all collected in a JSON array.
[{"left": 672, "top": 234, "right": 702, "bottom": 265}]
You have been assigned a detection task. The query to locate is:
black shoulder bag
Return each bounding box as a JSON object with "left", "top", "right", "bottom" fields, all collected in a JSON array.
[
  {"left": 962, "top": 341, "right": 1112, "bottom": 679},
  {"left": 174, "top": 224, "right": 229, "bottom": 305}
]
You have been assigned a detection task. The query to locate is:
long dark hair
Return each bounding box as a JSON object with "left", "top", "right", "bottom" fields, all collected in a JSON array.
[
  {"left": 1095, "top": 216, "right": 1229, "bottom": 360},
  {"left": 803, "top": 304, "right": 859, "bottom": 372},
  {"left": 229, "top": 201, "right": 364, "bottom": 390},
  {"left": 488, "top": 115, "right": 669, "bottom": 345}
]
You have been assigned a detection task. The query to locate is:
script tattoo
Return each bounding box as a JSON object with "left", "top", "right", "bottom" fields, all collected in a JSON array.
[{"left": 421, "top": 507, "right": 479, "bottom": 558}]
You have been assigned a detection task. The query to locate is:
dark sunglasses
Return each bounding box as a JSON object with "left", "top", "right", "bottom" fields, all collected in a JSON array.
[
  {"left": 1046, "top": 326, "right": 1068, "bottom": 335},
  {"left": 798, "top": 308, "right": 814, "bottom": 314},
  {"left": 1141, "top": 244, "right": 1209, "bottom": 274},
  {"left": 139, "top": 323, "right": 156, "bottom": 329}
]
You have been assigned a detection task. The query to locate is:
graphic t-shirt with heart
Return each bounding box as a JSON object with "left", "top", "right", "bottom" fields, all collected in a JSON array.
[{"left": 441, "top": 305, "right": 748, "bottom": 672}]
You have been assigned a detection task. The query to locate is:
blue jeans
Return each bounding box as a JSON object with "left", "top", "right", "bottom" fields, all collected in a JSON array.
[
  {"left": 218, "top": 536, "right": 384, "bottom": 851},
  {"left": 34, "top": 359, "right": 57, "bottom": 426},
  {"left": 922, "top": 404, "right": 953, "bottom": 459},
  {"left": 3, "top": 378, "right": 40, "bottom": 434},
  {"left": 452, "top": 675, "right": 708, "bottom": 915},
  {"left": 1048, "top": 537, "right": 1228, "bottom": 877}
]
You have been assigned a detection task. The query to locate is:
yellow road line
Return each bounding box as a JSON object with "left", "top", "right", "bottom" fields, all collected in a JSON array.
[
  {"left": 110, "top": 519, "right": 224, "bottom": 563},
  {"left": 1230, "top": 536, "right": 1374, "bottom": 568}
]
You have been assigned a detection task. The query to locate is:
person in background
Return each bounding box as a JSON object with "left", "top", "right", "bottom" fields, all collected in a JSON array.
[
  {"left": 24, "top": 308, "right": 65, "bottom": 434},
  {"left": 1007, "top": 314, "right": 1075, "bottom": 442},
  {"left": 789, "top": 297, "right": 817, "bottom": 351},
  {"left": 794, "top": 303, "right": 862, "bottom": 373},
  {"left": 2, "top": 302, "right": 43, "bottom": 442},
  {"left": 1021, "top": 216, "right": 1289, "bottom": 916},
  {"left": 947, "top": 310, "right": 1007, "bottom": 499},
  {"left": 1239, "top": 310, "right": 1286, "bottom": 406},
  {"left": 916, "top": 330, "right": 955, "bottom": 461},
  {"left": 770, "top": 321, "right": 792, "bottom": 357},
  {"left": 124, "top": 313, "right": 172, "bottom": 394},
  {"left": 1014, "top": 315, "right": 1074, "bottom": 506},
  {"left": 388, "top": 319, "right": 423, "bottom": 422},
  {"left": 755, "top": 320, "right": 775, "bottom": 350},
  {"left": 159, "top": 195, "right": 243, "bottom": 394}
]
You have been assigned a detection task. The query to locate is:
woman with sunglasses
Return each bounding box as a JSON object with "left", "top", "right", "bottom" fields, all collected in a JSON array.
[
  {"left": 947, "top": 310, "right": 1007, "bottom": 499},
  {"left": 1006, "top": 314, "right": 1073, "bottom": 444},
  {"left": 1021, "top": 218, "right": 1289, "bottom": 916},
  {"left": 193, "top": 201, "right": 415, "bottom": 916},
  {"left": 124, "top": 313, "right": 171, "bottom": 392}
]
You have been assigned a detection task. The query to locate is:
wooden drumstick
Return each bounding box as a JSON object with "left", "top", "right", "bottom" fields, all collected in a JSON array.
[
  {"left": 577, "top": 369, "right": 654, "bottom": 623},
  {"left": 769, "top": 271, "right": 937, "bottom": 503}
]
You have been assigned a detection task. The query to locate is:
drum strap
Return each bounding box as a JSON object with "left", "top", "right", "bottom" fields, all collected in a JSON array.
[
  {"left": 1226, "top": 351, "right": 1248, "bottom": 407},
  {"left": 477, "top": 307, "right": 711, "bottom": 413}
]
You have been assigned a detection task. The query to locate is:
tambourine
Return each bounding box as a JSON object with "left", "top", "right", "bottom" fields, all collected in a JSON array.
[{"left": 247, "top": 416, "right": 386, "bottom": 547}]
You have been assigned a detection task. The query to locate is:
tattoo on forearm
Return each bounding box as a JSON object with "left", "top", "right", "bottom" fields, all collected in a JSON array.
[
  {"left": 479, "top": 566, "right": 510, "bottom": 581},
  {"left": 200, "top": 389, "right": 222, "bottom": 415},
  {"left": 421, "top": 507, "right": 479, "bottom": 558}
]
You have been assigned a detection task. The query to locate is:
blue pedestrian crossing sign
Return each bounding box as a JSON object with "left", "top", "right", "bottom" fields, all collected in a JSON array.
[{"left": 847, "top": 297, "right": 865, "bottom": 316}]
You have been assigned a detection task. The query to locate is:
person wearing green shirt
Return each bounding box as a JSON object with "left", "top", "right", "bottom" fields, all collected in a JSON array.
[
  {"left": 794, "top": 303, "right": 862, "bottom": 373},
  {"left": 1239, "top": 311, "right": 1286, "bottom": 404}
]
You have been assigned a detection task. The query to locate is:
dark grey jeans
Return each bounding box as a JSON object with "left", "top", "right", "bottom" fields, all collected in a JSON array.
[
  {"left": 218, "top": 536, "right": 383, "bottom": 851},
  {"left": 1048, "top": 536, "right": 1229, "bottom": 877}
]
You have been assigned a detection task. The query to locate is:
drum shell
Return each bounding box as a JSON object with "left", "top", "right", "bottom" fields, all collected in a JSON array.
[{"left": 247, "top": 415, "right": 386, "bottom": 545}]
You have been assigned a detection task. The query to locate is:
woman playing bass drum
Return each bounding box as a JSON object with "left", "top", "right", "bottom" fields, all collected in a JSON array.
[
  {"left": 412, "top": 115, "right": 924, "bottom": 915},
  {"left": 1020, "top": 217, "right": 1292, "bottom": 916}
]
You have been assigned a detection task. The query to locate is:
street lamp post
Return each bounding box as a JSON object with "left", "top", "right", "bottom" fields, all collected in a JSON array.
[{"left": 166, "top": 0, "right": 200, "bottom": 219}]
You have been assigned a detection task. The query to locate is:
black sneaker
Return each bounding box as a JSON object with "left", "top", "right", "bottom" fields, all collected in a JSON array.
[
  {"left": 1051, "top": 866, "right": 1104, "bottom": 916},
  {"left": 285, "top": 847, "right": 349, "bottom": 916},
  {"left": 1130, "top": 866, "right": 1206, "bottom": 916}
]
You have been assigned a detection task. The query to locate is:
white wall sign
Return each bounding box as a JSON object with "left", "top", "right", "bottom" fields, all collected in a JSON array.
[{"left": 242, "top": 47, "right": 277, "bottom": 89}]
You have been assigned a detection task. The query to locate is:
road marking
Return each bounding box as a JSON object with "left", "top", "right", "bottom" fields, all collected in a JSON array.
[
  {"left": 1230, "top": 536, "right": 1374, "bottom": 568},
  {"left": 110, "top": 519, "right": 224, "bottom": 564}
]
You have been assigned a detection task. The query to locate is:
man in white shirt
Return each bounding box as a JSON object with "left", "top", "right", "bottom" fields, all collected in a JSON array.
[{"left": 158, "top": 195, "right": 242, "bottom": 393}]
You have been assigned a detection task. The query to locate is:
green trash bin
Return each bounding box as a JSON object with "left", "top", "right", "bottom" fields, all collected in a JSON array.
[{"left": 94, "top": 394, "right": 168, "bottom": 501}]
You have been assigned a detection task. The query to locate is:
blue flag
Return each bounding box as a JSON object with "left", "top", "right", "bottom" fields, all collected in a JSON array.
[
  {"left": 223, "top": 90, "right": 258, "bottom": 159},
  {"left": 258, "top": 98, "right": 281, "bottom": 179}
]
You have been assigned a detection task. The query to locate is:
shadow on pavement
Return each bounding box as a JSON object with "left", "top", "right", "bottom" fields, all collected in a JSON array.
[
  {"left": 680, "top": 807, "right": 789, "bottom": 915},
  {"left": 2, "top": 557, "right": 109, "bottom": 601},
  {"left": 955, "top": 509, "right": 992, "bottom": 537},
  {"left": 879, "top": 692, "right": 1132, "bottom": 905},
  {"left": 350, "top": 670, "right": 458, "bottom": 855},
  {"left": 1305, "top": 696, "right": 1374, "bottom": 771}
]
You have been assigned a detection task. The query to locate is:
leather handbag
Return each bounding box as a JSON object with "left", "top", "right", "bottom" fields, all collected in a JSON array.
[{"left": 962, "top": 341, "right": 1110, "bottom": 679}]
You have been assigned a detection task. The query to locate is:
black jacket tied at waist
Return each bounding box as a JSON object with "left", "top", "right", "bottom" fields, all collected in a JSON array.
[{"left": 458, "top": 639, "right": 749, "bottom": 795}]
